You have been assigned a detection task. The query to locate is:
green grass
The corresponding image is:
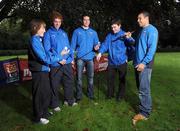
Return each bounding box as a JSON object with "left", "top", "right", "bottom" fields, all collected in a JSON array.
[
  {"left": 0, "top": 55, "right": 27, "bottom": 61},
  {"left": 0, "top": 53, "right": 180, "bottom": 131}
]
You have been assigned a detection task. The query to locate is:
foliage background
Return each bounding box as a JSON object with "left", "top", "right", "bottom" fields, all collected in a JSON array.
[{"left": 0, "top": 0, "right": 180, "bottom": 50}]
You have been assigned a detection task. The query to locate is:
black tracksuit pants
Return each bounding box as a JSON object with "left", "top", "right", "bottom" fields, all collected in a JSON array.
[
  {"left": 31, "top": 71, "right": 51, "bottom": 122},
  {"left": 49, "top": 63, "right": 74, "bottom": 107},
  {"left": 107, "top": 63, "right": 127, "bottom": 99}
]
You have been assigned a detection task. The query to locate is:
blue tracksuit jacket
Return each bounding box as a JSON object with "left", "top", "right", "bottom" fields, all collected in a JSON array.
[
  {"left": 99, "top": 29, "right": 135, "bottom": 65},
  {"left": 134, "top": 24, "right": 158, "bottom": 68},
  {"left": 29, "top": 35, "right": 60, "bottom": 72},
  {"left": 43, "top": 27, "right": 73, "bottom": 67},
  {"left": 71, "top": 27, "right": 99, "bottom": 60}
]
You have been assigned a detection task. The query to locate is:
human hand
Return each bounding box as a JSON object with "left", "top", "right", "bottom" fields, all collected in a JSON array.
[
  {"left": 94, "top": 42, "right": 100, "bottom": 51},
  {"left": 135, "top": 63, "right": 145, "bottom": 72},
  {"left": 71, "top": 60, "right": 75, "bottom": 65},
  {"left": 96, "top": 53, "right": 102, "bottom": 61},
  {"left": 124, "top": 32, "right": 132, "bottom": 38},
  {"left": 59, "top": 59, "right": 66, "bottom": 65},
  {"left": 61, "top": 47, "right": 70, "bottom": 56},
  {"left": 71, "top": 61, "right": 75, "bottom": 68}
]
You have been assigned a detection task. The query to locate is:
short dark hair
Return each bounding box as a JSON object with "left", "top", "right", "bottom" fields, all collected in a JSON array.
[
  {"left": 82, "top": 14, "right": 90, "bottom": 20},
  {"left": 30, "top": 19, "right": 46, "bottom": 35},
  {"left": 111, "top": 18, "right": 122, "bottom": 26},
  {"left": 139, "top": 11, "right": 150, "bottom": 18}
]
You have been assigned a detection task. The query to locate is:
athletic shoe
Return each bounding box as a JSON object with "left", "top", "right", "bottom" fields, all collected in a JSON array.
[
  {"left": 45, "top": 111, "right": 53, "bottom": 118},
  {"left": 132, "top": 114, "right": 148, "bottom": 125},
  {"left": 72, "top": 102, "right": 78, "bottom": 106},
  {"left": 53, "top": 107, "right": 61, "bottom": 112},
  {"left": 39, "top": 118, "right": 49, "bottom": 125},
  {"left": 64, "top": 101, "right": 68, "bottom": 106},
  {"left": 64, "top": 101, "right": 78, "bottom": 106}
]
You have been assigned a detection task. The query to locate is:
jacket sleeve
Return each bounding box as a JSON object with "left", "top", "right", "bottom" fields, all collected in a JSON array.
[
  {"left": 124, "top": 37, "right": 135, "bottom": 46},
  {"left": 65, "top": 48, "right": 74, "bottom": 63},
  {"left": 93, "top": 31, "right": 100, "bottom": 46},
  {"left": 99, "top": 34, "right": 110, "bottom": 54},
  {"left": 31, "top": 38, "right": 60, "bottom": 65},
  {"left": 71, "top": 30, "right": 77, "bottom": 53},
  {"left": 64, "top": 34, "right": 73, "bottom": 63},
  {"left": 142, "top": 29, "right": 158, "bottom": 65},
  {"left": 43, "top": 32, "right": 63, "bottom": 62}
]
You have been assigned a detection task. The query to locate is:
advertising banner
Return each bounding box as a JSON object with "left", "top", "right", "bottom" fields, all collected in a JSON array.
[
  {"left": 18, "top": 58, "right": 32, "bottom": 81},
  {"left": 0, "top": 58, "right": 20, "bottom": 84}
]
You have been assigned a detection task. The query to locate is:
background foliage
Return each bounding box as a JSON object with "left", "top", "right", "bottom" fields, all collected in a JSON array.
[{"left": 0, "top": 0, "right": 180, "bottom": 50}]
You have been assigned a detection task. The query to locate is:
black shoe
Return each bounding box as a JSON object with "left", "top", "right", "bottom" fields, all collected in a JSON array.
[
  {"left": 116, "top": 97, "right": 121, "bottom": 102},
  {"left": 44, "top": 112, "right": 53, "bottom": 118},
  {"left": 89, "top": 97, "right": 95, "bottom": 100},
  {"left": 116, "top": 96, "right": 123, "bottom": 102}
]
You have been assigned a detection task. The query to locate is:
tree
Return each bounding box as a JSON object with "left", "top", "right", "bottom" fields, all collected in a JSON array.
[{"left": 0, "top": 0, "right": 179, "bottom": 49}]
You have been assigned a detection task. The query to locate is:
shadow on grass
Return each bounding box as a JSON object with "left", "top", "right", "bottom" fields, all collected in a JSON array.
[
  {"left": 125, "top": 66, "right": 139, "bottom": 114},
  {"left": 94, "top": 72, "right": 107, "bottom": 98},
  {"left": 124, "top": 83, "right": 139, "bottom": 113},
  {"left": 0, "top": 81, "right": 33, "bottom": 120},
  {"left": 93, "top": 67, "right": 140, "bottom": 113}
]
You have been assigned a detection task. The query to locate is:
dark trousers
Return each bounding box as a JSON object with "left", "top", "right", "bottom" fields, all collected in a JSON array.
[
  {"left": 107, "top": 63, "right": 127, "bottom": 99},
  {"left": 32, "top": 72, "right": 51, "bottom": 122},
  {"left": 50, "top": 63, "right": 74, "bottom": 107}
]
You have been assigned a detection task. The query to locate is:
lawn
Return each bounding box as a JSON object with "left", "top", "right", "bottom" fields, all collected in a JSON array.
[{"left": 0, "top": 53, "right": 180, "bottom": 131}]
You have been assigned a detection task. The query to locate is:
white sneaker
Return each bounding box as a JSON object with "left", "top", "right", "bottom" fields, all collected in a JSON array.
[
  {"left": 64, "top": 101, "right": 68, "bottom": 106},
  {"left": 40, "top": 118, "right": 49, "bottom": 125},
  {"left": 53, "top": 107, "right": 61, "bottom": 112},
  {"left": 72, "top": 102, "right": 78, "bottom": 106}
]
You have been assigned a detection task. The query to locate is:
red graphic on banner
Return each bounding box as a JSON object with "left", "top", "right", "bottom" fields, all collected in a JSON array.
[
  {"left": 94, "top": 55, "right": 108, "bottom": 72},
  {"left": 3, "top": 61, "right": 19, "bottom": 83},
  {"left": 72, "top": 55, "right": 108, "bottom": 74},
  {"left": 18, "top": 58, "right": 32, "bottom": 81}
]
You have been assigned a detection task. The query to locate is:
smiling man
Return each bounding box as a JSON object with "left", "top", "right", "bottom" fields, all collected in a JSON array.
[
  {"left": 71, "top": 15, "right": 100, "bottom": 102},
  {"left": 43, "top": 11, "right": 77, "bottom": 110},
  {"left": 96, "top": 18, "right": 135, "bottom": 101},
  {"left": 132, "top": 11, "right": 158, "bottom": 125}
]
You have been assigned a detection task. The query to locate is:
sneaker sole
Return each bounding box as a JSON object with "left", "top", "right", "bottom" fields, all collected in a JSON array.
[{"left": 132, "top": 118, "right": 148, "bottom": 125}]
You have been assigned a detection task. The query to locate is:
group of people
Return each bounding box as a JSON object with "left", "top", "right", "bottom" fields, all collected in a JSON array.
[{"left": 28, "top": 10, "right": 158, "bottom": 125}]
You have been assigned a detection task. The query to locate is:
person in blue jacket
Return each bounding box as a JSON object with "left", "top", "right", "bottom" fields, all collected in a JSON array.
[
  {"left": 132, "top": 11, "right": 158, "bottom": 125},
  {"left": 96, "top": 18, "right": 135, "bottom": 101},
  {"left": 44, "top": 11, "right": 77, "bottom": 110},
  {"left": 28, "top": 19, "right": 63, "bottom": 124},
  {"left": 71, "top": 14, "right": 100, "bottom": 101}
]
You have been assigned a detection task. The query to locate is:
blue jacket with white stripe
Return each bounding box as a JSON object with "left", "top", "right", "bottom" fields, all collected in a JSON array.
[
  {"left": 44, "top": 27, "right": 73, "bottom": 67},
  {"left": 99, "top": 29, "right": 135, "bottom": 66},
  {"left": 71, "top": 27, "right": 99, "bottom": 60}
]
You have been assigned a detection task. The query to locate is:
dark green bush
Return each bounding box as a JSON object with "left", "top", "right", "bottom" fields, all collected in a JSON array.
[{"left": 0, "top": 30, "right": 29, "bottom": 50}]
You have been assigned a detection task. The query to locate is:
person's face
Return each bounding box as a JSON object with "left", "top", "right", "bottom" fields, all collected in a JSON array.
[
  {"left": 37, "top": 24, "right": 46, "bottom": 37},
  {"left": 82, "top": 16, "right": 90, "bottom": 27},
  {"left": 53, "top": 18, "right": 62, "bottom": 29},
  {"left": 137, "top": 13, "right": 149, "bottom": 27},
  {"left": 111, "top": 24, "right": 121, "bottom": 34}
]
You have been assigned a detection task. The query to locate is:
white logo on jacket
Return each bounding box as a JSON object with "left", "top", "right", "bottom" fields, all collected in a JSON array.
[{"left": 63, "top": 33, "right": 66, "bottom": 37}]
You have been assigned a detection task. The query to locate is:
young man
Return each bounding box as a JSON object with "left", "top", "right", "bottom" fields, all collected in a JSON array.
[
  {"left": 132, "top": 11, "right": 158, "bottom": 125},
  {"left": 28, "top": 19, "right": 62, "bottom": 124},
  {"left": 71, "top": 15, "right": 100, "bottom": 101},
  {"left": 44, "top": 11, "right": 77, "bottom": 109},
  {"left": 96, "top": 19, "right": 135, "bottom": 101}
]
